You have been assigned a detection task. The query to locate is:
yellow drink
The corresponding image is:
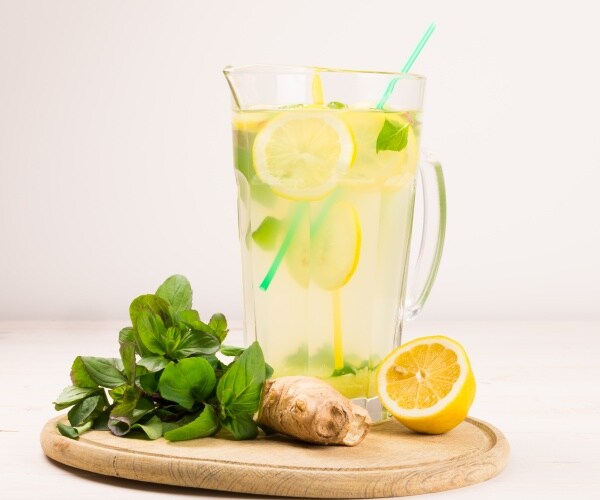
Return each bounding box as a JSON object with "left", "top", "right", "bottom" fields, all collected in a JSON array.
[{"left": 232, "top": 107, "right": 420, "bottom": 406}]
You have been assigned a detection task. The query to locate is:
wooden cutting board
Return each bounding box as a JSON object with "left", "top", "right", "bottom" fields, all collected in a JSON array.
[{"left": 41, "top": 415, "right": 509, "bottom": 498}]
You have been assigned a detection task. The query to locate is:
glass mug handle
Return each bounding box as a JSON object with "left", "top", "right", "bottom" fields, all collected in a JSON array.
[{"left": 404, "top": 151, "right": 447, "bottom": 320}]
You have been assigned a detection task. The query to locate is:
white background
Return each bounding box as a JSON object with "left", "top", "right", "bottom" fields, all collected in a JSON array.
[{"left": 1, "top": 0, "right": 599, "bottom": 321}]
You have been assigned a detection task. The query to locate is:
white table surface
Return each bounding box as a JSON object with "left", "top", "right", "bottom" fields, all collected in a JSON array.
[{"left": 1, "top": 320, "right": 599, "bottom": 499}]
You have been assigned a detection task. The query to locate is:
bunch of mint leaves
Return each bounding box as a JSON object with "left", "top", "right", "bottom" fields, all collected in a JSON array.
[{"left": 53, "top": 275, "right": 271, "bottom": 442}]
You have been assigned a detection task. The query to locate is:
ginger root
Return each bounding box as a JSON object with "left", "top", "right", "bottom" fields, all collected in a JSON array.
[{"left": 256, "top": 376, "right": 372, "bottom": 446}]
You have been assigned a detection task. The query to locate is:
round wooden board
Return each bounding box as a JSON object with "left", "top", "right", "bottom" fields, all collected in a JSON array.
[{"left": 41, "top": 415, "right": 509, "bottom": 498}]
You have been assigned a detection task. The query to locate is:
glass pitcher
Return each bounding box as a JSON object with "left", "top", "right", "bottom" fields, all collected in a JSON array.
[{"left": 224, "top": 65, "right": 446, "bottom": 421}]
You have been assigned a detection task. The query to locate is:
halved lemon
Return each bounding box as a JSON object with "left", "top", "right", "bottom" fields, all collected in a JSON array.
[
  {"left": 285, "top": 202, "right": 361, "bottom": 290},
  {"left": 253, "top": 112, "right": 355, "bottom": 200},
  {"left": 376, "top": 336, "right": 476, "bottom": 434}
]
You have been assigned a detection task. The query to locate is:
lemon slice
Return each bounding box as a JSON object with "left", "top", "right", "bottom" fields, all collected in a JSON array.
[
  {"left": 376, "top": 336, "right": 476, "bottom": 434},
  {"left": 341, "top": 111, "right": 418, "bottom": 190},
  {"left": 232, "top": 110, "right": 272, "bottom": 133},
  {"left": 253, "top": 112, "right": 355, "bottom": 200},
  {"left": 312, "top": 202, "right": 361, "bottom": 289},
  {"left": 285, "top": 202, "right": 361, "bottom": 290}
]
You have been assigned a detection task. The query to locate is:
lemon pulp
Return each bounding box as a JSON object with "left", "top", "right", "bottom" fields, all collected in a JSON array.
[{"left": 377, "top": 336, "right": 476, "bottom": 434}]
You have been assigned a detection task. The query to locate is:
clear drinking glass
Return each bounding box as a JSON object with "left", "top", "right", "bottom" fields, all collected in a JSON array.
[{"left": 224, "top": 65, "right": 446, "bottom": 422}]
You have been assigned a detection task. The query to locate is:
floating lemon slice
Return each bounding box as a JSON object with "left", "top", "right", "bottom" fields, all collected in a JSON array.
[
  {"left": 376, "top": 336, "right": 476, "bottom": 434},
  {"left": 285, "top": 202, "right": 361, "bottom": 290},
  {"left": 253, "top": 113, "right": 355, "bottom": 200}
]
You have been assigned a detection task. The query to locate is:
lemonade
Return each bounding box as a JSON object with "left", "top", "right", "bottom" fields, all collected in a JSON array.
[{"left": 232, "top": 106, "right": 421, "bottom": 410}]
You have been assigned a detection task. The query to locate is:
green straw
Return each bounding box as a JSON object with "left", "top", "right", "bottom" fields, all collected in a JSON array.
[
  {"left": 259, "top": 192, "right": 340, "bottom": 291},
  {"left": 376, "top": 22, "right": 436, "bottom": 109},
  {"left": 259, "top": 23, "right": 436, "bottom": 291}
]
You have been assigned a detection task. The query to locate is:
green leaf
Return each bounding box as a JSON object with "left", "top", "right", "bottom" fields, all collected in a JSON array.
[
  {"left": 74, "top": 420, "right": 94, "bottom": 435},
  {"left": 121, "top": 326, "right": 152, "bottom": 358},
  {"left": 208, "top": 313, "right": 228, "bottom": 342},
  {"left": 119, "top": 326, "right": 136, "bottom": 345},
  {"left": 220, "top": 345, "right": 246, "bottom": 357},
  {"left": 171, "top": 330, "right": 220, "bottom": 358},
  {"left": 164, "top": 405, "right": 219, "bottom": 441},
  {"left": 70, "top": 357, "right": 98, "bottom": 388},
  {"left": 137, "top": 355, "right": 169, "bottom": 372},
  {"left": 376, "top": 118, "right": 410, "bottom": 153},
  {"left": 177, "top": 309, "right": 213, "bottom": 334},
  {"left": 216, "top": 342, "right": 266, "bottom": 415},
  {"left": 139, "top": 371, "right": 161, "bottom": 395},
  {"left": 57, "top": 422, "right": 79, "bottom": 439},
  {"left": 131, "top": 415, "right": 163, "bottom": 440},
  {"left": 265, "top": 362, "right": 274, "bottom": 380},
  {"left": 77, "top": 357, "right": 127, "bottom": 388},
  {"left": 161, "top": 412, "right": 198, "bottom": 434},
  {"left": 68, "top": 395, "right": 104, "bottom": 427},
  {"left": 135, "top": 309, "right": 167, "bottom": 355},
  {"left": 158, "top": 358, "right": 216, "bottom": 410},
  {"left": 327, "top": 101, "right": 347, "bottom": 109},
  {"left": 129, "top": 295, "right": 172, "bottom": 355},
  {"left": 93, "top": 407, "right": 111, "bottom": 430},
  {"left": 131, "top": 397, "right": 155, "bottom": 422},
  {"left": 54, "top": 385, "right": 100, "bottom": 411},
  {"left": 163, "top": 326, "right": 182, "bottom": 357},
  {"left": 221, "top": 413, "right": 258, "bottom": 440},
  {"left": 109, "top": 384, "right": 129, "bottom": 402},
  {"left": 156, "top": 275, "right": 193, "bottom": 313},
  {"left": 129, "top": 294, "right": 172, "bottom": 327},
  {"left": 331, "top": 364, "right": 357, "bottom": 377},
  {"left": 204, "top": 355, "right": 220, "bottom": 371},
  {"left": 119, "top": 341, "right": 137, "bottom": 384},
  {"left": 108, "top": 390, "right": 154, "bottom": 437},
  {"left": 57, "top": 420, "right": 94, "bottom": 440}
]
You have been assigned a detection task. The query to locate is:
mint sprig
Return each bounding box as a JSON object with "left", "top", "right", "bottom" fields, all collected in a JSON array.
[
  {"left": 376, "top": 118, "right": 410, "bottom": 153},
  {"left": 53, "top": 275, "right": 270, "bottom": 442}
]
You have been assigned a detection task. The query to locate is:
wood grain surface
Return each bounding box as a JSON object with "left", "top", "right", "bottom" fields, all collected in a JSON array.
[{"left": 40, "top": 414, "right": 509, "bottom": 498}]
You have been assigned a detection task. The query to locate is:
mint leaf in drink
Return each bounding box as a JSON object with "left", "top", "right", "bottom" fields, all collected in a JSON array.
[
  {"left": 156, "top": 274, "right": 193, "bottom": 313},
  {"left": 221, "top": 413, "right": 259, "bottom": 440},
  {"left": 158, "top": 358, "right": 216, "bottom": 410},
  {"left": 327, "top": 101, "right": 347, "bottom": 109},
  {"left": 164, "top": 405, "right": 219, "bottom": 441},
  {"left": 217, "top": 342, "right": 266, "bottom": 415},
  {"left": 376, "top": 118, "right": 410, "bottom": 153}
]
